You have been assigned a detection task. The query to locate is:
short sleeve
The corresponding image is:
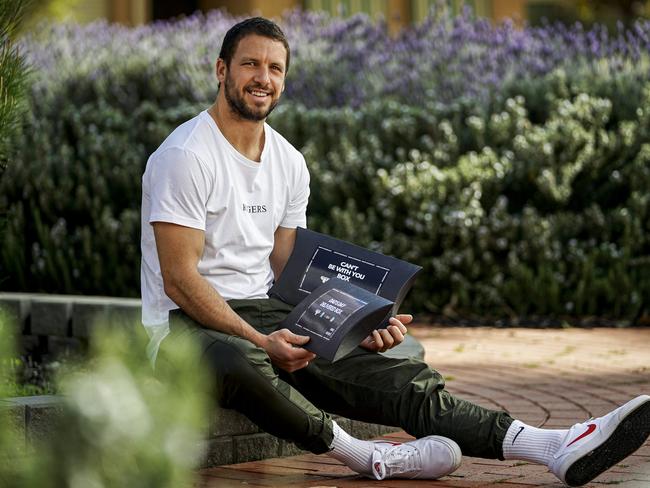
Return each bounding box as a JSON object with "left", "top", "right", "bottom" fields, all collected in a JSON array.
[
  {"left": 147, "top": 147, "right": 213, "bottom": 230},
  {"left": 281, "top": 156, "right": 310, "bottom": 228}
]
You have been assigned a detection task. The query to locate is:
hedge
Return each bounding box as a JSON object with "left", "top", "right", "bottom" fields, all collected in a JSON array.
[
  {"left": 1, "top": 9, "right": 648, "bottom": 321},
  {"left": 271, "top": 89, "right": 650, "bottom": 319}
]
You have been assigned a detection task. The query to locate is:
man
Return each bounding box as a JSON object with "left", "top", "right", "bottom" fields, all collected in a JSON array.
[{"left": 141, "top": 17, "right": 650, "bottom": 485}]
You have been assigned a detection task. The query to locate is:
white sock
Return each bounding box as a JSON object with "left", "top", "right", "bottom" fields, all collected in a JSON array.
[
  {"left": 502, "top": 420, "right": 567, "bottom": 466},
  {"left": 327, "top": 421, "right": 375, "bottom": 475}
]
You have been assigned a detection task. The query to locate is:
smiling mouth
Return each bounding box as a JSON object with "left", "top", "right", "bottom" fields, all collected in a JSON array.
[{"left": 248, "top": 88, "right": 271, "bottom": 99}]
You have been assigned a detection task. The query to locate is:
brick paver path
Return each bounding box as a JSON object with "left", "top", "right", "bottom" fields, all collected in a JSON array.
[{"left": 197, "top": 327, "right": 650, "bottom": 487}]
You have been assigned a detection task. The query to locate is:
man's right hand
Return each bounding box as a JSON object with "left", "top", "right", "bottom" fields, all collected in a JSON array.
[{"left": 262, "top": 329, "right": 316, "bottom": 373}]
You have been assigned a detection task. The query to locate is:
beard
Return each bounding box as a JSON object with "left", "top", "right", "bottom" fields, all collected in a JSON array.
[{"left": 223, "top": 72, "right": 280, "bottom": 122}]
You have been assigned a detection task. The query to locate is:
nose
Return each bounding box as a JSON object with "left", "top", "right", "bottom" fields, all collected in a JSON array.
[{"left": 253, "top": 66, "right": 270, "bottom": 85}]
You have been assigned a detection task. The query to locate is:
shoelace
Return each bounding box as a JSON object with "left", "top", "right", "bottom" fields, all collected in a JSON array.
[{"left": 380, "top": 444, "right": 422, "bottom": 478}]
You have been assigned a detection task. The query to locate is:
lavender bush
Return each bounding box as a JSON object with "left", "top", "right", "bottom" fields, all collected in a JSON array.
[
  {"left": 1, "top": 7, "right": 649, "bottom": 320},
  {"left": 17, "top": 7, "right": 650, "bottom": 112}
]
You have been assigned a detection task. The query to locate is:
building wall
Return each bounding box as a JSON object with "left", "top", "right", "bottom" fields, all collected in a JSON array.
[
  {"left": 73, "top": 0, "right": 110, "bottom": 22},
  {"left": 33, "top": 0, "right": 532, "bottom": 28},
  {"left": 111, "top": 0, "right": 150, "bottom": 25},
  {"left": 202, "top": 0, "right": 298, "bottom": 17},
  {"left": 492, "top": 0, "right": 525, "bottom": 23}
]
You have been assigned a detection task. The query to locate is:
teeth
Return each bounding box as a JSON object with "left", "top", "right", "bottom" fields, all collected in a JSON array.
[{"left": 250, "top": 90, "right": 268, "bottom": 97}]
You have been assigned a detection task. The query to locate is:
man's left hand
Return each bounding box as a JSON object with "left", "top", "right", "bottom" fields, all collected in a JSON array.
[{"left": 359, "top": 314, "right": 413, "bottom": 353}]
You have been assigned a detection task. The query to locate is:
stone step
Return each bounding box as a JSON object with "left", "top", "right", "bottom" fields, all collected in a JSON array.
[
  {"left": 0, "top": 395, "right": 399, "bottom": 466},
  {"left": 0, "top": 292, "right": 424, "bottom": 466}
]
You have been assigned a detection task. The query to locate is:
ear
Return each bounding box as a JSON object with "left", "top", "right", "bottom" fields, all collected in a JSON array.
[{"left": 216, "top": 58, "right": 227, "bottom": 84}]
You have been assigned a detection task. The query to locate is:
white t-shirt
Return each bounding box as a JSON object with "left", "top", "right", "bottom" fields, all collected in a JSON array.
[{"left": 140, "top": 110, "right": 309, "bottom": 355}]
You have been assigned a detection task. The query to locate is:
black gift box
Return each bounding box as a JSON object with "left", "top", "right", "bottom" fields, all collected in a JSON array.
[
  {"left": 281, "top": 278, "right": 394, "bottom": 362},
  {"left": 271, "top": 228, "right": 421, "bottom": 361}
]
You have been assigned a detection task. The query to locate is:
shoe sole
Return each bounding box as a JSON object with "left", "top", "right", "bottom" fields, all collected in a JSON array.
[{"left": 564, "top": 398, "right": 650, "bottom": 487}]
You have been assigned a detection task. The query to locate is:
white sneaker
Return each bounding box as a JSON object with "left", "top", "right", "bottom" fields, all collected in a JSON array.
[
  {"left": 549, "top": 394, "right": 650, "bottom": 486},
  {"left": 370, "top": 435, "right": 462, "bottom": 480}
]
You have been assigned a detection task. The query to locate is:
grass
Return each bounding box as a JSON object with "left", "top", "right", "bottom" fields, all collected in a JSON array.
[
  {"left": 557, "top": 345, "right": 576, "bottom": 356},
  {"left": 523, "top": 362, "right": 540, "bottom": 369},
  {"left": 3, "top": 381, "right": 54, "bottom": 397},
  {"left": 1, "top": 357, "right": 59, "bottom": 397},
  {"left": 607, "top": 349, "right": 628, "bottom": 356}
]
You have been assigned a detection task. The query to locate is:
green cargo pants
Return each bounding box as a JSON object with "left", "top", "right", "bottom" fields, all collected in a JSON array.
[{"left": 166, "top": 298, "right": 513, "bottom": 458}]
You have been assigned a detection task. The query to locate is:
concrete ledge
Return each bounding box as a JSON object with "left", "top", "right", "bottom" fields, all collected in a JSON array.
[
  {"left": 0, "top": 293, "right": 33, "bottom": 334},
  {"left": 0, "top": 292, "right": 423, "bottom": 360},
  {"left": 1, "top": 395, "right": 399, "bottom": 467},
  {"left": 0, "top": 293, "right": 142, "bottom": 358},
  {"left": 0, "top": 293, "right": 421, "bottom": 466},
  {"left": 0, "top": 395, "right": 63, "bottom": 451},
  {"left": 31, "top": 297, "right": 72, "bottom": 337},
  {"left": 70, "top": 297, "right": 141, "bottom": 339}
]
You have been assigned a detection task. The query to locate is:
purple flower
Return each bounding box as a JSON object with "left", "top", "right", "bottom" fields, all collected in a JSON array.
[{"left": 18, "top": 6, "right": 650, "bottom": 109}]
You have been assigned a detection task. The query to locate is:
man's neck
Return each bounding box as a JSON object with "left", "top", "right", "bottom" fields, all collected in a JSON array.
[{"left": 208, "top": 99, "right": 265, "bottom": 163}]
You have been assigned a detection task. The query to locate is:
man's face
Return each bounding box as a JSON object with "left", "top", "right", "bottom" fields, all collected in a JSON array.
[{"left": 218, "top": 34, "right": 287, "bottom": 121}]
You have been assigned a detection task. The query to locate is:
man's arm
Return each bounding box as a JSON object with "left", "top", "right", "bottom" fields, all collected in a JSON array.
[
  {"left": 269, "top": 226, "right": 297, "bottom": 279},
  {"left": 153, "top": 221, "right": 315, "bottom": 372}
]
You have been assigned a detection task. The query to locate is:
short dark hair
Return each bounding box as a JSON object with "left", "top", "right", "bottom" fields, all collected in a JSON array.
[{"left": 219, "top": 17, "right": 291, "bottom": 73}]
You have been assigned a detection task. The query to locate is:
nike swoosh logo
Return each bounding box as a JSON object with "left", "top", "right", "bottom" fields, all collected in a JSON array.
[
  {"left": 512, "top": 426, "right": 525, "bottom": 444},
  {"left": 567, "top": 424, "right": 597, "bottom": 446}
]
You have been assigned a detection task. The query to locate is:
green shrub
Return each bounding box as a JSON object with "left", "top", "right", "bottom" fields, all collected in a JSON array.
[
  {"left": 0, "top": 319, "right": 210, "bottom": 487},
  {"left": 1, "top": 12, "right": 649, "bottom": 321},
  {"left": 0, "top": 0, "right": 29, "bottom": 170},
  {"left": 1, "top": 101, "right": 202, "bottom": 295},
  {"left": 271, "top": 88, "right": 650, "bottom": 318},
  {"left": 2, "top": 83, "right": 649, "bottom": 319}
]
